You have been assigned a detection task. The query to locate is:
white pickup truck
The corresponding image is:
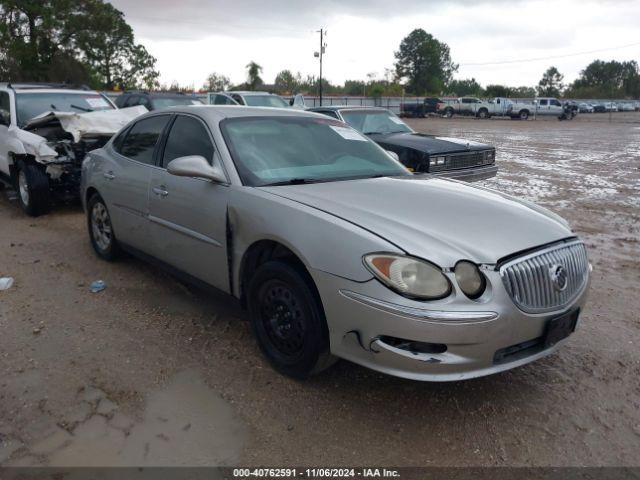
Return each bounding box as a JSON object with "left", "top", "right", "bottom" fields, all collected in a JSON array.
[
  {"left": 440, "top": 97, "right": 491, "bottom": 118},
  {"left": 504, "top": 97, "right": 564, "bottom": 120}
]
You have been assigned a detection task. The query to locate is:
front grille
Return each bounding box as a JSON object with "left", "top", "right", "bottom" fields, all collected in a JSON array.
[
  {"left": 500, "top": 241, "right": 589, "bottom": 313},
  {"left": 429, "top": 150, "right": 494, "bottom": 172}
]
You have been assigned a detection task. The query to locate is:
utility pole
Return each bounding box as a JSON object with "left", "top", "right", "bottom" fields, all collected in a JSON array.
[{"left": 315, "top": 28, "right": 326, "bottom": 106}]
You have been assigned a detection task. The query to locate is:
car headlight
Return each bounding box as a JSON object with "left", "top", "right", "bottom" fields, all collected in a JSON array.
[
  {"left": 364, "top": 254, "right": 451, "bottom": 300},
  {"left": 454, "top": 261, "right": 486, "bottom": 299}
]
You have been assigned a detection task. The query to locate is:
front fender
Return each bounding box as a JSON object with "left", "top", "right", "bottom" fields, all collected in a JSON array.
[{"left": 228, "top": 187, "right": 403, "bottom": 296}]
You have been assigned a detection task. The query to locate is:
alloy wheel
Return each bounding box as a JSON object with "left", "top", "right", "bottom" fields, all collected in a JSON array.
[{"left": 91, "top": 202, "right": 112, "bottom": 251}]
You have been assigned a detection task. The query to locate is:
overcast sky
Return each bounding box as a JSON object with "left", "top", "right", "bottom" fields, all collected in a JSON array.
[{"left": 109, "top": 0, "right": 640, "bottom": 90}]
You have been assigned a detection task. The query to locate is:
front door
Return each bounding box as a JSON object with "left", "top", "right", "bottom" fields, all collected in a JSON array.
[{"left": 148, "top": 114, "right": 230, "bottom": 292}]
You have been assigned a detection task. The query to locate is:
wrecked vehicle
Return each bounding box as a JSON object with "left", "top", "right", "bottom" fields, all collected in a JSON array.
[
  {"left": 82, "top": 106, "right": 591, "bottom": 382},
  {"left": 0, "top": 83, "right": 146, "bottom": 216}
]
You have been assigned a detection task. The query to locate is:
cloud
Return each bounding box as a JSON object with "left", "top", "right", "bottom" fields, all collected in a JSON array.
[{"left": 107, "top": 0, "right": 640, "bottom": 88}]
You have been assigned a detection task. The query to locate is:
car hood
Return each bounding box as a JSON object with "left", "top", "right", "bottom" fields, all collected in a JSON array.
[
  {"left": 259, "top": 176, "right": 572, "bottom": 267},
  {"left": 368, "top": 132, "right": 491, "bottom": 154},
  {"left": 24, "top": 106, "right": 148, "bottom": 143}
]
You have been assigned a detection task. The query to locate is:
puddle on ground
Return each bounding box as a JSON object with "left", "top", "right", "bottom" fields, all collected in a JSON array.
[{"left": 28, "top": 370, "right": 245, "bottom": 467}]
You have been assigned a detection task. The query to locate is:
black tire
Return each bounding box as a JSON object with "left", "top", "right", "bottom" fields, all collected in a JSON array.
[
  {"left": 15, "top": 159, "right": 51, "bottom": 217},
  {"left": 519, "top": 110, "right": 529, "bottom": 120},
  {"left": 444, "top": 108, "right": 454, "bottom": 118},
  {"left": 87, "top": 193, "right": 121, "bottom": 261},
  {"left": 247, "top": 260, "right": 334, "bottom": 379},
  {"left": 477, "top": 108, "right": 489, "bottom": 119}
]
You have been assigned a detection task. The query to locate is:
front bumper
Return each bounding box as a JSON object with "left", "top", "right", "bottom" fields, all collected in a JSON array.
[
  {"left": 432, "top": 164, "right": 498, "bottom": 182},
  {"left": 311, "top": 267, "right": 589, "bottom": 382}
]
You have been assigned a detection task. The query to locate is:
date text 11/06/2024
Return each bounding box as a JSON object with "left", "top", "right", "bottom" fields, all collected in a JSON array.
[{"left": 232, "top": 468, "right": 401, "bottom": 478}]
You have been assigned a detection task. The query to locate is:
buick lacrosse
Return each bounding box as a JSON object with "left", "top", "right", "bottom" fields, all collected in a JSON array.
[{"left": 81, "top": 106, "right": 590, "bottom": 381}]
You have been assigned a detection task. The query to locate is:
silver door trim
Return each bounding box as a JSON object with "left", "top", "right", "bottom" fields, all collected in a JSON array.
[{"left": 148, "top": 214, "right": 222, "bottom": 247}]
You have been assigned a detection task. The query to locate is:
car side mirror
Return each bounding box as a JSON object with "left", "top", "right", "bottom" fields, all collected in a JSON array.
[
  {"left": 167, "top": 155, "right": 226, "bottom": 183},
  {"left": 386, "top": 150, "right": 400, "bottom": 162}
]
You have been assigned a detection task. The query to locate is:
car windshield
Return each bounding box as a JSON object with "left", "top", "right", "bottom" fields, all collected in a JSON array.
[
  {"left": 340, "top": 110, "right": 412, "bottom": 135},
  {"left": 152, "top": 97, "right": 204, "bottom": 109},
  {"left": 15, "top": 92, "right": 114, "bottom": 126},
  {"left": 221, "top": 116, "right": 410, "bottom": 187},
  {"left": 243, "top": 95, "right": 289, "bottom": 108}
]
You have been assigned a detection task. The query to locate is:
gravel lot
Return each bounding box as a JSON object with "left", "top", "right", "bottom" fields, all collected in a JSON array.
[{"left": 1, "top": 113, "right": 639, "bottom": 467}]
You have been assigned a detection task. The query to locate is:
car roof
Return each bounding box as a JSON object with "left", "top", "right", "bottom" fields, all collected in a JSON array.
[
  {"left": 121, "top": 91, "right": 194, "bottom": 98},
  {"left": 228, "top": 91, "right": 278, "bottom": 96},
  {"left": 309, "top": 106, "right": 389, "bottom": 112},
  {"left": 1, "top": 85, "right": 101, "bottom": 95},
  {"left": 139, "top": 105, "right": 324, "bottom": 122}
]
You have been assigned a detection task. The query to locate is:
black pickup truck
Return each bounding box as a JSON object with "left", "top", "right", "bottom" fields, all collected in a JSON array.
[{"left": 399, "top": 97, "right": 443, "bottom": 118}]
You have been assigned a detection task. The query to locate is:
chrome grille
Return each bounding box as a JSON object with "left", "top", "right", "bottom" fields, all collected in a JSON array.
[
  {"left": 430, "top": 150, "right": 495, "bottom": 172},
  {"left": 500, "top": 241, "right": 589, "bottom": 313}
]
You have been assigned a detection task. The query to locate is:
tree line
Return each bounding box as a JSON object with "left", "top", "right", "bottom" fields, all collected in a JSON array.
[{"left": 1, "top": 5, "right": 638, "bottom": 100}]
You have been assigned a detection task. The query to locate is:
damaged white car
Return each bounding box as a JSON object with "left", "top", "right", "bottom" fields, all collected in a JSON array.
[{"left": 0, "top": 83, "right": 146, "bottom": 216}]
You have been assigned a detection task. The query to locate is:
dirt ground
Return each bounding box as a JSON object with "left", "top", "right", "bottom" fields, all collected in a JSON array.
[{"left": 1, "top": 113, "right": 639, "bottom": 468}]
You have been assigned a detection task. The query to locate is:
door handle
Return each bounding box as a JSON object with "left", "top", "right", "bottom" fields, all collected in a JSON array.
[
  {"left": 103, "top": 171, "right": 115, "bottom": 180},
  {"left": 152, "top": 186, "right": 169, "bottom": 197}
]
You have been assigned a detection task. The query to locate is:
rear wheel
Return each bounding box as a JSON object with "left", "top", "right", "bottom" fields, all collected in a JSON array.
[
  {"left": 444, "top": 108, "right": 454, "bottom": 118},
  {"left": 87, "top": 193, "right": 121, "bottom": 261},
  {"left": 519, "top": 110, "right": 529, "bottom": 120},
  {"left": 15, "top": 159, "right": 51, "bottom": 217},
  {"left": 478, "top": 108, "right": 489, "bottom": 119},
  {"left": 247, "top": 261, "right": 334, "bottom": 379}
]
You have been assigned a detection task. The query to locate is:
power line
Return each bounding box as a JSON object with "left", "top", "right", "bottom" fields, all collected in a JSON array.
[{"left": 459, "top": 41, "right": 640, "bottom": 66}]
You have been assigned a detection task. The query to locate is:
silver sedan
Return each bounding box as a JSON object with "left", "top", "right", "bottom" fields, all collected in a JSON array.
[{"left": 81, "top": 106, "right": 590, "bottom": 381}]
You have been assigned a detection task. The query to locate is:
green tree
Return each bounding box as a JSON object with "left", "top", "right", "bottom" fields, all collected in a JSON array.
[
  {"left": 484, "top": 84, "right": 511, "bottom": 98},
  {"left": 0, "top": 0, "right": 158, "bottom": 89},
  {"left": 510, "top": 86, "right": 537, "bottom": 98},
  {"left": 566, "top": 60, "right": 640, "bottom": 98},
  {"left": 203, "top": 72, "right": 230, "bottom": 91},
  {"left": 537, "top": 66, "right": 564, "bottom": 97},
  {"left": 273, "top": 69, "right": 299, "bottom": 94},
  {"left": 394, "top": 28, "right": 457, "bottom": 95},
  {"left": 65, "top": 0, "right": 158, "bottom": 90},
  {"left": 245, "top": 61, "right": 263, "bottom": 90},
  {"left": 446, "top": 78, "right": 482, "bottom": 96}
]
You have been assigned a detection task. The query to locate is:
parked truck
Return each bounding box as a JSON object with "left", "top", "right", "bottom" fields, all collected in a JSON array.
[{"left": 439, "top": 97, "right": 490, "bottom": 118}]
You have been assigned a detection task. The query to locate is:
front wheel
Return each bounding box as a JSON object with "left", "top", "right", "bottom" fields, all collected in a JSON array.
[
  {"left": 444, "top": 108, "right": 454, "bottom": 118},
  {"left": 87, "top": 193, "right": 121, "bottom": 261},
  {"left": 477, "top": 109, "right": 489, "bottom": 119},
  {"left": 519, "top": 110, "right": 530, "bottom": 120},
  {"left": 15, "top": 159, "right": 51, "bottom": 217},
  {"left": 247, "top": 261, "right": 334, "bottom": 379}
]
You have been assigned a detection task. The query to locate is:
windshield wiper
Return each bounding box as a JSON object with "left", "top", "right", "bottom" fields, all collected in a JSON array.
[
  {"left": 262, "top": 178, "right": 320, "bottom": 186},
  {"left": 70, "top": 104, "right": 93, "bottom": 112}
]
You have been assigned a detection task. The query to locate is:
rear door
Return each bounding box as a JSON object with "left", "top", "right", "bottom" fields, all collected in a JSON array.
[
  {"left": 103, "top": 114, "right": 171, "bottom": 251},
  {"left": 147, "top": 114, "right": 230, "bottom": 292}
]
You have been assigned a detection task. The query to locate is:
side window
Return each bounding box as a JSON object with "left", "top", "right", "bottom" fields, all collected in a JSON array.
[
  {"left": 119, "top": 115, "right": 170, "bottom": 165},
  {"left": 124, "top": 95, "right": 139, "bottom": 107},
  {"left": 539, "top": 99, "right": 548, "bottom": 106},
  {"left": 139, "top": 96, "right": 152, "bottom": 109},
  {"left": 214, "top": 94, "right": 235, "bottom": 105},
  {"left": 161, "top": 115, "right": 214, "bottom": 168},
  {"left": 551, "top": 99, "right": 561, "bottom": 107},
  {"left": 231, "top": 94, "right": 244, "bottom": 105},
  {"left": 0, "top": 91, "right": 11, "bottom": 119}
]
